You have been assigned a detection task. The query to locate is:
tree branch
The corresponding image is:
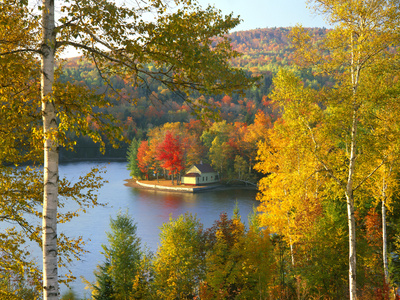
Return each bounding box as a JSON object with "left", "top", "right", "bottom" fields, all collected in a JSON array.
[
  {"left": 303, "top": 119, "right": 345, "bottom": 188},
  {"left": 0, "top": 48, "right": 42, "bottom": 56},
  {"left": 353, "top": 157, "right": 386, "bottom": 191}
]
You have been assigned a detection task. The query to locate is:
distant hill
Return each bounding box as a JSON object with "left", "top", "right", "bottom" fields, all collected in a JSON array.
[
  {"left": 228, "top": 27, "right": 328, "bottom": 75},
  {"left": 59, "top": 27, "right": 329, "bottom": 160}
]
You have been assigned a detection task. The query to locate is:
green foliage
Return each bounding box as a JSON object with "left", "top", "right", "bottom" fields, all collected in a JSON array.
[
  {"left": 101, "top": 211, "right": 142, "bottom": 300},
  {"left": 153, "top": 213, "right": 205, "bottom": 299},
  {"left": 296, "top": 199, "right": 349, "bottom": 299},
  {"left": 92, "top": 212, "right": 144, "bottom": 300},
  {"left": 201, "top": 212, "right": 273, "bottom": 299},
  {"left": 234, "top": 155, "right": 248, "bottom": 180},
  {"left": 86, "top": 209, "right": 279, "bottom": 299},
  {"left": 92, "top": 261, "right": 115, "bottom": 300},
  {"left": 61, "top": 289, "right": 79, "bottom": 300},
  {"left": 126, "top": 138, "right": 142, "bottom": 179},
  {"left": 0, "top": 273, "right": 41, "bottom": 300}
]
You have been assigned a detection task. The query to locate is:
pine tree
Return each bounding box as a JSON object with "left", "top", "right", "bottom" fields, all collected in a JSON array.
[
  {"left": 93, "top": 211, "right": 143, "bottom": 300},
  {"left": 92, "top": 261, "right": 115, "bottom": 300},
  {"left": 126, "top": 138, "right": 141, "bottom": 179}
]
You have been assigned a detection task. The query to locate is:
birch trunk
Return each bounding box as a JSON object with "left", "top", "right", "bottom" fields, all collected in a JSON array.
[
  {"left": 382, "top": 177, "right": 389, "bottom": 284},
  {"left": 346, "top": 29, "right": 361, "bottom": 300},
  {"left": 41, "top": 0, "right": 59, "bottom": 299},
  {"left": 346, "top": 191, "right": 357, "bottom": 300},
  {"left": 347, "top": 107, "right": 358, "bottom": 300}
]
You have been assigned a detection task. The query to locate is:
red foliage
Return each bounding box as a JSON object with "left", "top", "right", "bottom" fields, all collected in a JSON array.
[
  {"left": 221, "top": 95, "right": 232, "bottom": 106},
  {"left": 137, "top": 140, "right": 152, "bottom": 179},
  {"left": 365, "top": 208, "right": 382, "bottom": 248},
  {"left": 156, "top": 131, "right": 184, "bottom": 176},
  {"left": 124, "top": 116, "right": 135, "bottom": 127}
]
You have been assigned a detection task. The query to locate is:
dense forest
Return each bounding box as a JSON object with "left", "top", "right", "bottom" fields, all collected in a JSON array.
[
  {"left": 4, "top": 0, "right": 400, "bottom": 298},
  {"left": 59, "top": 20, "right": 400, "bottom": 299},
  {"left": 58, "top": 27, "right": 329, "bottom": 164}
]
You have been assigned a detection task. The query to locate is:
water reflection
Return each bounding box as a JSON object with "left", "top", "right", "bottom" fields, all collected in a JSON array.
[{"left": 51, "top": 162, "right": 258, "bottom": 296}]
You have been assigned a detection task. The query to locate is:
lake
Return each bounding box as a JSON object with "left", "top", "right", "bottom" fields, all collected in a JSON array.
[{"left": 40, "top": 161, "right": 258, "bottom": 297}]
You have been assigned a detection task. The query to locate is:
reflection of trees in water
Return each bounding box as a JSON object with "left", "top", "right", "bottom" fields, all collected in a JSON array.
[
  {"left": 131, "top": 188, "right": 258, "bottom": 225},
  {"left": 131, "top": 189, "right": 200, "bottom": 219}
]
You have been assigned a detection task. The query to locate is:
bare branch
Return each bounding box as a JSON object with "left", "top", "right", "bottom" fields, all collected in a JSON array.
[
  {"left": 303, "top": 118, "right": 345, "bottom": 188},
  {"left": 0, "top": 48, "right": 42, "bottom": 56},
  {"left": 354, "top": 157, "right": 386, "bottom": 191}
]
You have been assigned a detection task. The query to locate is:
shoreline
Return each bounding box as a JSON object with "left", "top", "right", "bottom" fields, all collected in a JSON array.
[{"left": 124, "top": 178, "right": 258, "bottom": 193}]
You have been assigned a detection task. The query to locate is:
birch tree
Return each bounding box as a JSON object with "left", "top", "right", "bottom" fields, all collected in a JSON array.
[
  {"left": 261, "top": 1, "right": 400, "bottom": 298},
  {"left": 1, "top": 0, "right": 254, "bottom": 299}
]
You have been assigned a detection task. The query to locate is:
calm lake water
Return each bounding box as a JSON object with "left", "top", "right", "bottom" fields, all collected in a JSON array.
[{"left": 36, "top": 161, "right": 258, "bottom": 297}]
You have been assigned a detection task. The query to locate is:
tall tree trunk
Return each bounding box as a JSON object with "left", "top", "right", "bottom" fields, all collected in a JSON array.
[
  {"left": 346, "top": 191, "right": 357, "bottom": 300},
  {"left": 41, "top": 0, "right": 59, "bottom": 299},
  {"left": 346, "top": 107, "right": 358, "bottom": 300},
  {"left": 347, "top": 31, "right": 360, "bottom": 300},
  {"left": 382, "top": 198, "right": 389, "bottom": 284},
  {"left": 382, "top": 176, "right": 389, "bottom": 284}
]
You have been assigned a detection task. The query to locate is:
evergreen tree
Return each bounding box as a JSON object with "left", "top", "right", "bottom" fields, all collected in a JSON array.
[
  {"left": 126, "top": 138, "right": 141, "bottom": 179},
  {"left": 92, "top": 261, "right": 115, "bottom": 300},
  {"left": 93, "top": 211, "right": 143, "bottom": 300}
]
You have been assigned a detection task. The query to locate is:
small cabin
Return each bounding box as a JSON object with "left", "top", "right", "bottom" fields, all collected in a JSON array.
[{"left": 182, "top": 163, "right": 219, "bottom": 185}]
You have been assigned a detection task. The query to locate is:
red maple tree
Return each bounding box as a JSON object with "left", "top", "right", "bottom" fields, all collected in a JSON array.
[
  {"left": 137, "top": 140, "right": 152, "bottom": 179},
  {"left": 156, "top": 131, "right": 184, "bottom": 184}
]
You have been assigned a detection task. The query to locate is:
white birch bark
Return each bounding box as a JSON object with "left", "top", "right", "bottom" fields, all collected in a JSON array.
[
  {"left": 41, "top": 0, "right": 59, "bottom": 298},
  {"left": 346, "top": 30, "right": 360, "bottom": 300},
  {"left": 381, "top": 175, "right": 389, "bottom": 284},
  {"left": 346, "top": 107, "right": 358, "bottom": 300}
]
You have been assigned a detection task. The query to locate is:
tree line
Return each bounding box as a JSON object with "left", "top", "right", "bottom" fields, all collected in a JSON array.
[
  {"left": 84, "top": 210, "right": 273, "bottom": 300},
  {"left": 255, "top": 1, "right": 400, "bottom": 299},
  {"left": 126, "top": 114, "right": 272, "bottom": 184},
  {"left": 57, "top": 26, "right": 332, "bottom": 163},
  {"left": 3, "top": 0, "right": 400, "bottom": 299}
]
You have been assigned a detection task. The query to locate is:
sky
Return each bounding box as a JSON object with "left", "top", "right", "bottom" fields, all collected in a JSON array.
[
  {"left": 197, "top": 0, "right": 330, "bottom": 31},
  {"left": 61, "top": 0, "right": 329, "bottom": 58}
]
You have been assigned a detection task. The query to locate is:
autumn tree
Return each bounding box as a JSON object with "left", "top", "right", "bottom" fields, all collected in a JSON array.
[
  {"left": 1, "top": 0, "right": 255, "bottom": 298},
  {"left": 1, "top": 7, "right": 110, "bottom": 294},
  {"left": 184, "top": 120, "right": 208, "bottom": 166},
  {"left": 137, "top": 141, "right": 152, "bottom": 179},
  {"left": 156, "top": 131, "right": 185, "bottom": 185},
  {"left": 243, "top": 110, "right": 272, "bottom": 174},
  {"left": 201, "top": 211, "right": 273, "bottom": 299},
  {"left": 152, "top": 213, "right": 205, "bottom": 299},
  {"left": 234, "top": 155, "right": 248, "bottom": 181},
  {"left": 148, "top": 123, "right": 184, "bottom": 181},
  {"left": 257, "top": 1, "right": 400, "bottom": 299}
]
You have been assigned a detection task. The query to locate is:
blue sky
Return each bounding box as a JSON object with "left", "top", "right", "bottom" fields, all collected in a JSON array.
[
  {"left": 62, "top": 0, "right": 330, "bottom": 57},
  {"left": 197, "top": 0, "right": 330, "bottom": 31}
]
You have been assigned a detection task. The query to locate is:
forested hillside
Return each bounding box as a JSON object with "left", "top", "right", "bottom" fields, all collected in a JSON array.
[{"left": 59, "top": 27, "right": 329, "bottom": 161}]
